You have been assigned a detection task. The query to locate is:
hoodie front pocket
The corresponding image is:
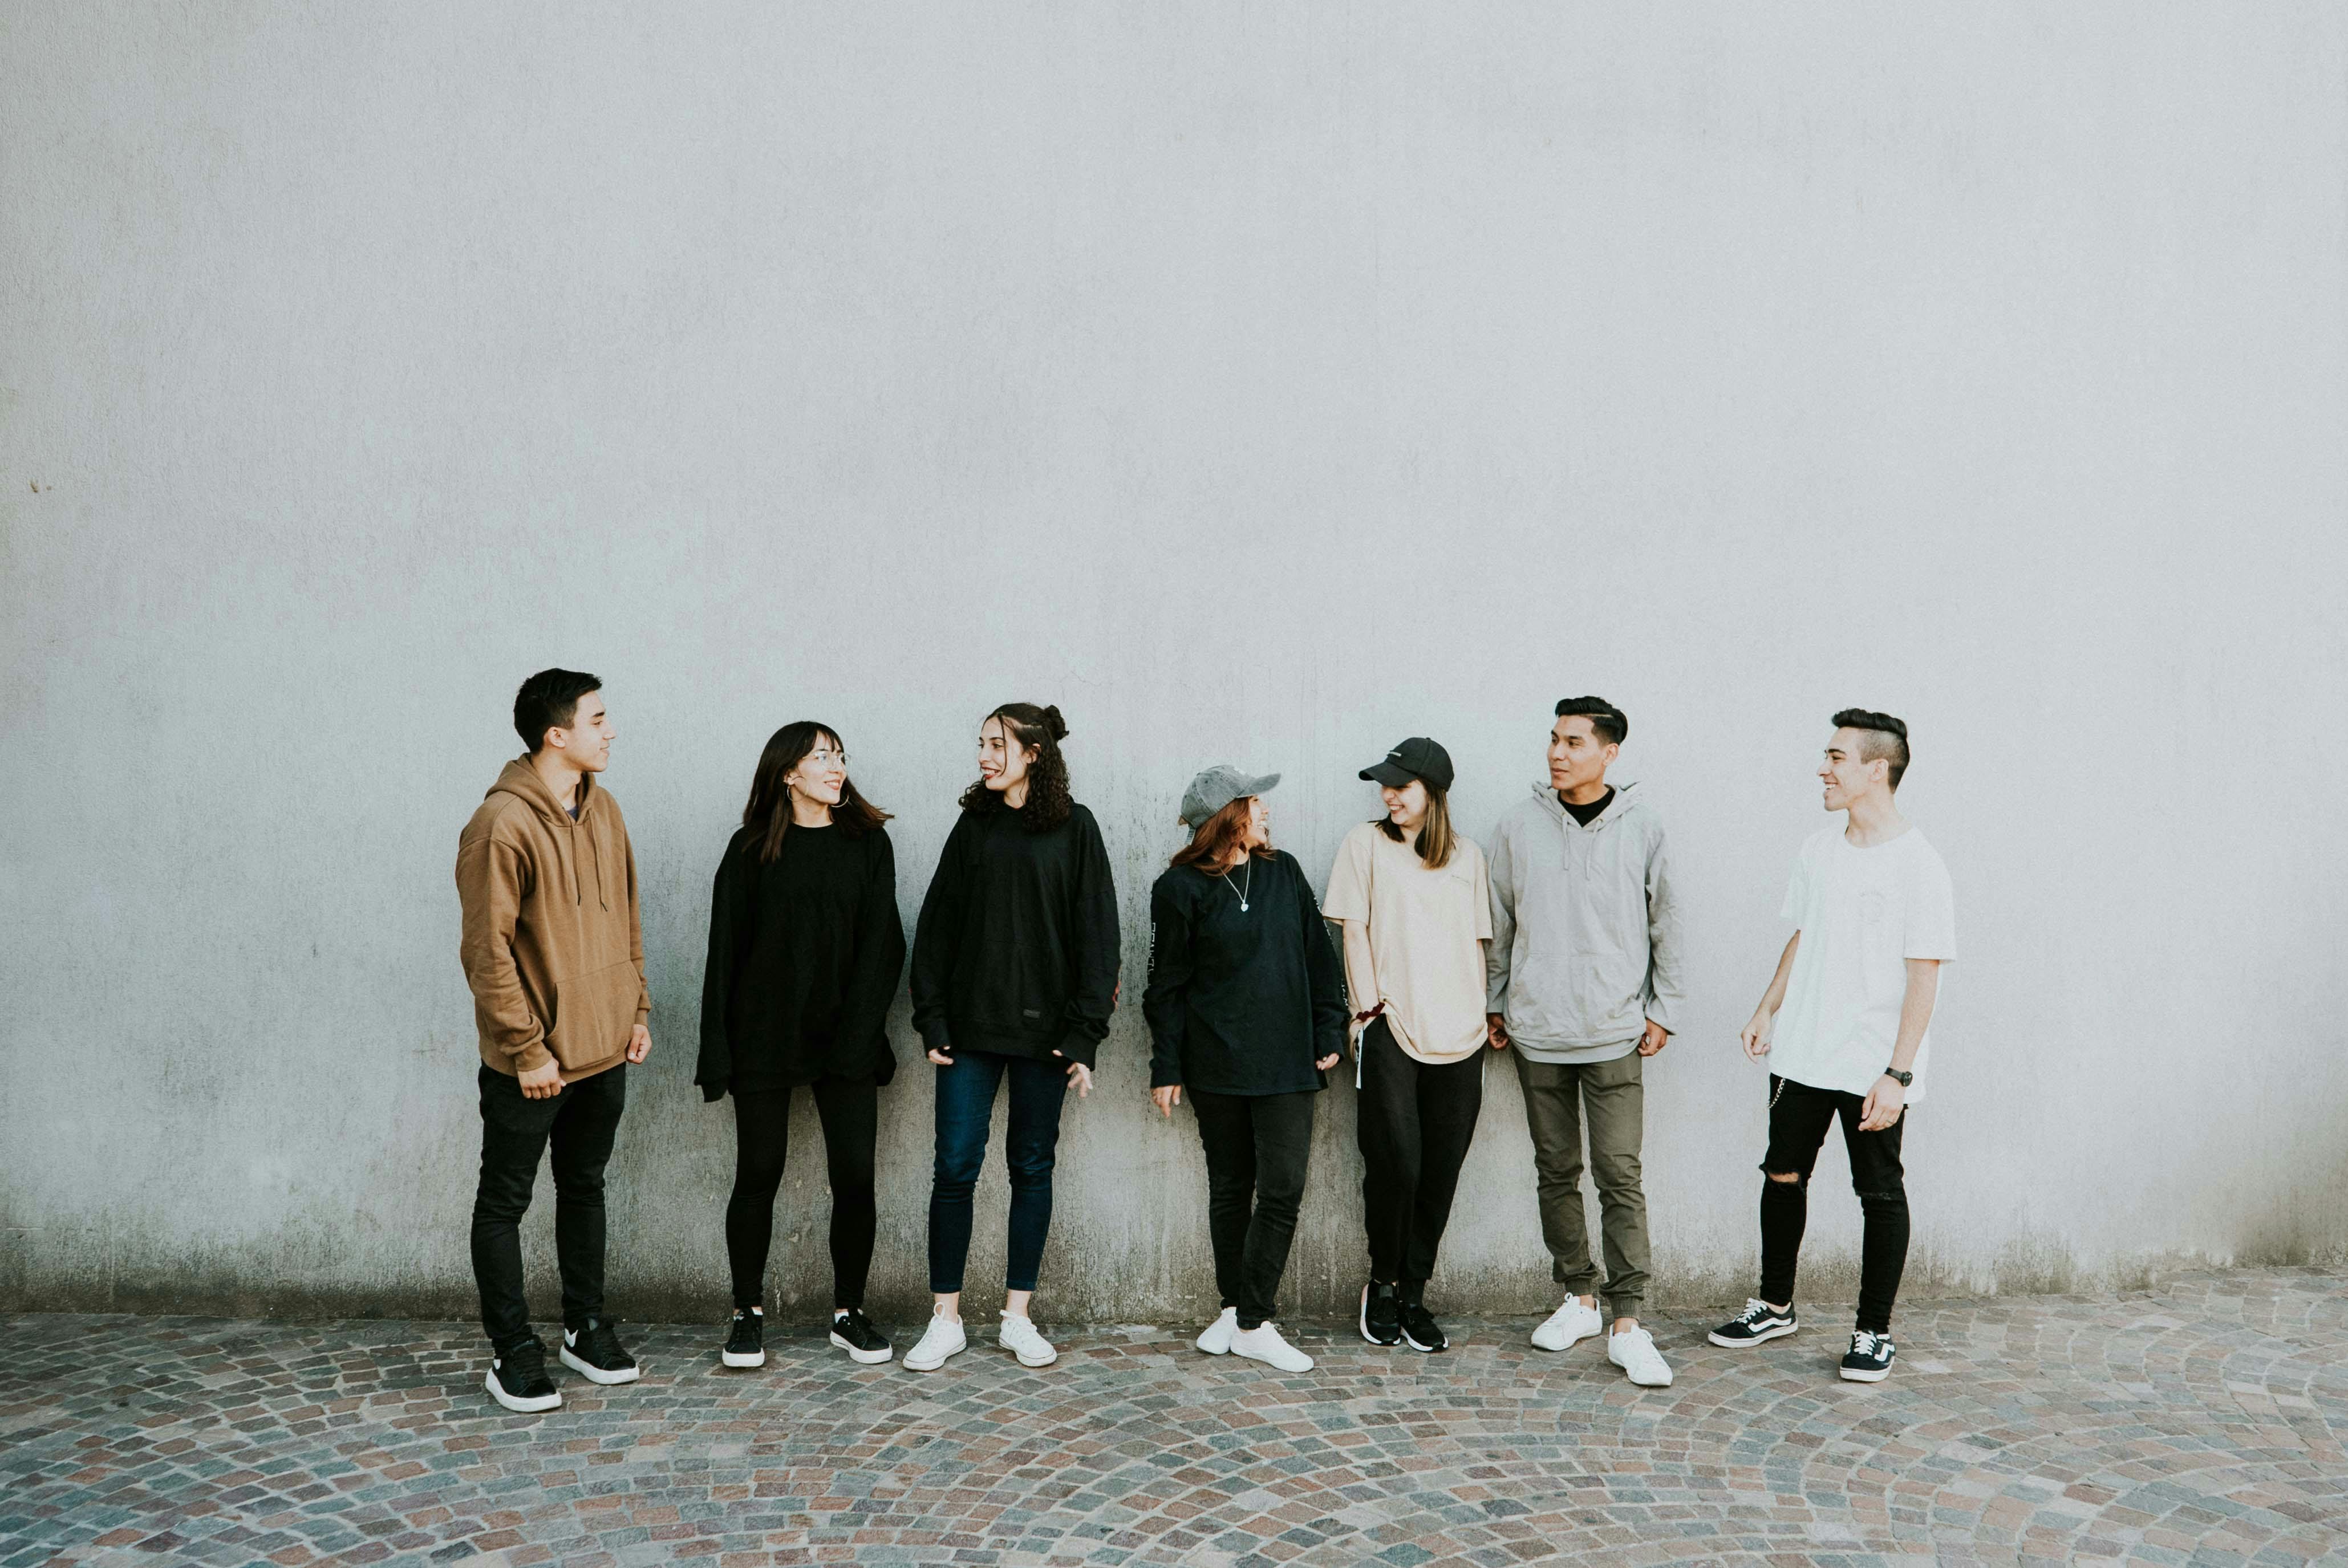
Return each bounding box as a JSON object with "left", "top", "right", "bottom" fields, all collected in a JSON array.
[{"left": 546, "top": 959, "right": 636, "bottom": 1069}]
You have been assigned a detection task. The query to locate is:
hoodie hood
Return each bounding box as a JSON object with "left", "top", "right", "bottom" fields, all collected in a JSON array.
[
  {"left": 1527, "top": 777, "right": 1644, "bottom": 831},
  {"left": 484, "top": 757, "right": 609, "bottom": 909}
]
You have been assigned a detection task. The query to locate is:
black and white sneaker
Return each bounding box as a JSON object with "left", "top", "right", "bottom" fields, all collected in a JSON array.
[
  {"left": 1708, "top": 1298, "right": 1799, "bottom": 1347},
  {"left": 1839, "top": 1330, "right": 1896, "bottom": 1382},
  {"left": 1398, "top": 1296, "right": 1449, "bottom": 1354},
  {"left": 721, "top": 1309, "right": 765, "bottom": 1368},
  {"left": 559, "top": 1318, "right": 641, "bottom": 1385},
  {"left": 485, "top": 1337, "right": 561, "bottom": 1413},
  {"left": 829, "top": 1307, "right": 894, "bottom": 1365},
  {"left": 1359, "top": 1282, "right": 1403, "bottom": 1347}
]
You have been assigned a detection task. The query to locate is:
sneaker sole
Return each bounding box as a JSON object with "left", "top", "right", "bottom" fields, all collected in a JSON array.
[
  {"left": 1194, "top": 1335, "right": 1232, "bottom": 1355},
  {"left": 1839, "top": 1363, "right": 1892, "bottom": 1383},
  {"left": 1358, "top": 1290, "right": 1401, "bottom": 1348},
  {"left": 1530, "top": 1323, "right": 1603, "bottom": 1352},
  {"left": 485, "top": 1371, "right": 561, "bottom": 1413},
  {"left": 903, "top": 1339, "right": 965, "bottom": 1372},
  {"left": 830, "top": 1331, "right": 894, "bottom": 1365},
  {"left": 1000, "top": 1340, "right": 1058, "bottom": 1367},
  {"left": 1234, "top": 1348, "right": 1315, "bottom": 1372},
  {"left": 1707, "top": 1322, "right": 1798, "bottom": 1348},
  {"left": 558, "top": 1346, "right": 641, "bottom": 1386},
  {"left": 1401, "top": 1330, "right": 1447, "bottom": 1354},
  {"left": 720, "top": 1348, "right": 765, "bottom": 1368}
]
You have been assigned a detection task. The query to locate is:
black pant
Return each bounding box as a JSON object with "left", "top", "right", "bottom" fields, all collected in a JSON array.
[
  {"left": 471, "top": 1062, "right": 627, "bottom": 1351},
  {"left": 1758, "top": 1073, "right": 1910, "bottom": 1334},
  {"left": 725, "top": 1078, "right": 880, "bottom": 1311},
  {"left": 1190, "top": 1087, "right": 1316, "bottom": 1329},
  {"left": 1355, "top": 1017, "right": 1485, "bottom": 1287}
]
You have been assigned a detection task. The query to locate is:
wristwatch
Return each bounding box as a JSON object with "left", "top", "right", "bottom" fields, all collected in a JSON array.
[{"left": 1881, "top": 1067, "right": 1913, "bottom": 1087}]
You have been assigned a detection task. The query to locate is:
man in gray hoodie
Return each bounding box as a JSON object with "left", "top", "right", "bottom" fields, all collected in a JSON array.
[{"left": 1486, "top": 696, "right": 1684, "bottom": 1387}]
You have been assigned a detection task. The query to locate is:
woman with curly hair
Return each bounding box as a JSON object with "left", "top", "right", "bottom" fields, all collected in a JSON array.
[{"left": 903, "top": 702, "right": 1121, "bottom": 1372}]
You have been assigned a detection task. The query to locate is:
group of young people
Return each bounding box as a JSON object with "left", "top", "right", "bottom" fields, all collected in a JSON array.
[{"left": 456, "top": 670, "right": 1955, "bottom": 1414}]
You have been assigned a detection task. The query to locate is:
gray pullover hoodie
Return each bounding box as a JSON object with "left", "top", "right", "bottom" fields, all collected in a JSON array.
[{"left": 1485, "top": 779, "right": 1684, "bottom": 1063}]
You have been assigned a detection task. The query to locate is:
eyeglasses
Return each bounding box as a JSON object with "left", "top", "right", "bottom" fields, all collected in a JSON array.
[{"left": 804, "top": 750, "right": 848, "bottom": 767}]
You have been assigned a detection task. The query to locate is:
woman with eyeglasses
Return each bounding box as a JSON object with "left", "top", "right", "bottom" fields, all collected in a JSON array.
[{"left": 696, "top": 721, "right": 906, "bottom": 1370}]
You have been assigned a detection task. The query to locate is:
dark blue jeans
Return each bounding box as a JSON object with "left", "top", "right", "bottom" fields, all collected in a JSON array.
[{"left": 927, "top": 1049, "right": 1069, "bottom": 1294}]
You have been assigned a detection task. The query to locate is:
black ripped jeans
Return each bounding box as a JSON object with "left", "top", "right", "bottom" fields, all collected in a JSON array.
[{"left": 1757, "top": 1073, "right": 1909, "bottom": 1335}]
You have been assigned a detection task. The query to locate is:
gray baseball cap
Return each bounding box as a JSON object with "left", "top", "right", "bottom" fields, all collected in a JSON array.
[{"left": 1179, "top": 764, "right": 1280, "bottom": 828}]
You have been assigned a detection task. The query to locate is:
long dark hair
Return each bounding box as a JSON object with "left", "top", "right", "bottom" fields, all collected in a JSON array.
[
  {"left": 743, "top": 721, "right": 891, "bottom": 863},
  {"left": 956, "top": 702, "right": 1073, "bottom": 832}
]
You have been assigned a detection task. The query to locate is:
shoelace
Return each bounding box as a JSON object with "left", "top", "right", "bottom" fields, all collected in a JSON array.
[
  {"left": 1851, "top": 1330, "right": 1886, "bottom": 1357},
  {"left": 1737, "top": 1298, "right": 1777, "bottom": 1325}
]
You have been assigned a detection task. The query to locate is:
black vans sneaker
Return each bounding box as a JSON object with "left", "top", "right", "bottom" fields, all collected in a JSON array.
[
  {"left": 485, "top": 1337, "right": 561, "bottom": 1413},
  {"left": 559, "top": 1318, "right": 640, "bottom": 1386},
  {"left": 1359, "top": 1282, "right": 1403, "bottom": 1346},
  {"left": 1708, "top": 1298, "right": 1799, "bottom": 1347},
  {"left": 1396, "top": 1287, "right": 1449, "bottom": 1354},
  {"left": 1839, "top": 1330, "right": 1896, "bottom": 1382},
  {"left": 829, "top": 1308, "right": 893, "bottom": 1365},
  {"left": 721, "top": 1309, "right": 765, "bottom": 1369}
]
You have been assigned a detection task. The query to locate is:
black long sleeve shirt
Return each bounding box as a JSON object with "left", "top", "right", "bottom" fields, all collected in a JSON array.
[
  {"left": 695, "top": 822, "right": 906, "bottom": 1099},
  {"left": 909, "top": 799, "right": 1121, "bottom": 1069},
  {"left": 1143, "top": 850, "right": 1348, "bottom": 1094}
]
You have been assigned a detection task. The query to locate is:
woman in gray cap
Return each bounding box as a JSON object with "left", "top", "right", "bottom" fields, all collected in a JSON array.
[{"left": 1143, "top": 765, "right": 1348, "bottom": 1373}]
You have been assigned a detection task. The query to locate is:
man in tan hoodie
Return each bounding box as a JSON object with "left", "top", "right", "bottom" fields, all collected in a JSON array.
[{"left": 457, "top": 668, "right": 652, "bottom": 1412}]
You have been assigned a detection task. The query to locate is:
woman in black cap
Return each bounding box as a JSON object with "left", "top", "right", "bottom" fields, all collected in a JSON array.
[
  {"left": 1321, "top": 737, "right": 1497, "bottom": 1353},
  {"left": 1145, "top": 766, "right": 1348, "bottom": 1373}
]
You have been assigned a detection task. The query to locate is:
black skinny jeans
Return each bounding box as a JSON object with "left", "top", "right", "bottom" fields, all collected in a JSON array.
[
  {"left": 471, "top": 1062, "right": 627, "bottom": 1352},
  {"left": 1758, "top": 1073, "right": 1910, "bottom": 1335},
  {"left": 1355, "top": 1017, "right": 1485, "bottom": 1289},
  {"left": 1189, "top": 1087, "right": 1316, "bottom": 1329},
  {"left": 726, "top": 1078, "right": 880, "bottom": 1311}
]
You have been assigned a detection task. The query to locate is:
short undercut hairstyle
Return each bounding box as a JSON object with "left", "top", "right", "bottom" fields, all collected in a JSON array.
[
  {"left": 514, "top": 668, "right": 602, "bottom": 754},
  {"left": 1554, "top": 695, "right": 1628, "bottom": 748},
  {"left": 1831, "top": 707, "right": 1909, "bottom": 789}
]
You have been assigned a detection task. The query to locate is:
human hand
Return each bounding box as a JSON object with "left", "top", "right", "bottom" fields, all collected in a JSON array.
[
  {"left": 1316, "top": 1052, "right": 1340, "bottom": 1071},
  {"left": 1486, "top": 1012, "right": 1510, "bottom": 1050},
  {"left": 626, "top": 1024, "right": 652, "bottom": 1063},
  {"left": 1152, "top": 1084, "right": 1181, "bottom": 1118},
  {"left": 517, "top": 1058, "right": 566, "bottom": 1100},
  {"left": 1637, "top": 1019, "right": 1669, "bottom": 1058},
  {"left": 1859, "top": 1075, "right": 1907, "bottom": 1131},
  {"left": 1739, "top": 1012, "right": 1772, "bottom": 1062},
  {"left": 1066, "top": 1061, "right": 1093, "bottom": 1098},
  {"left": 927, "top": 1047, "right": 955, "bottom": 1066}
]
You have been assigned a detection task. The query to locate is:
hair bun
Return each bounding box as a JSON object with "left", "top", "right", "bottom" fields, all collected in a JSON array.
[{"left": 1042, "top": 704, "right": 1068, "bottom": 741}]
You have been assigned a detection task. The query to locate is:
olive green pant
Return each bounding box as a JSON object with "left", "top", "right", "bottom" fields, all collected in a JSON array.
[{"left": 1514, "top": 1049, "right": 1648, "bottom": 1320}]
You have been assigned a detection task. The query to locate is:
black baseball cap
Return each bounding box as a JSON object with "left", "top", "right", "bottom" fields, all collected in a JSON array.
[{"left": 1359, "top": 737, "right": 1454, "bottom": 791}]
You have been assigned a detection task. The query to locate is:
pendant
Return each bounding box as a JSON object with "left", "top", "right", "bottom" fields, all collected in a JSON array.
[{"left": 1239, "top": 901, "right": 1249, "bottom": 913}]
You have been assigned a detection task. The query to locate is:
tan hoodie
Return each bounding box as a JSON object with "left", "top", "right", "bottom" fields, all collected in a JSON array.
[{"left": 457, "top": 757, "right": 652, "bottom": 1079}]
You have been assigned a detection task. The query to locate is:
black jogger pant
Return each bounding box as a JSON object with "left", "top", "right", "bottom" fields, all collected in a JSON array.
[
  {"left": 725, "top": 1077, "right": 881, "bottom": 1311},
  {"left": 1189, "top": 1086, "right": 1316, "bottom": 1329},
  {"left": 1355, "top": 1016, "right": 1485, "bottom": 1289}
]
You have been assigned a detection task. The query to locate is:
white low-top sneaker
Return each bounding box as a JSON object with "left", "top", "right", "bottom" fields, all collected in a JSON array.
[
  {"left": 1608, "top": 1326, "right": 1674, "bottom": 1387},
  {"left": 902, "top": 1313, "right": 967, "bottom": 1372},
  {"left": 997, "top": 1313, "right": 1058, "bottom": 1367},
  {"left": 1230, "top": 1322, "right": 1314, "bottom": 1373},
  {"left": 1195, "top": 1306, "right": 1238, "bottom": 1356},
  {"left": 1530, "top": 1297, "right": 1606, "bottom": 1352}
]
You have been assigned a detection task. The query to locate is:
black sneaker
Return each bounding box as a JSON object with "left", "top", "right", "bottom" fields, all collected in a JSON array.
[
  {"left": 1359, "top": 1282, "right": 1403, "bottom": 1346},
  {"left": 485, "top": 1337, "right": 561, "bottom": 1413},
  {"left": 721, "top": 1309, "right": 765, "bottom": 1369},
  {"left": 559, "top": 1317, "right": 640, "bottom": 1386},
  {"left": 1839, "top": 1330, "right": 1896, "bottom": 1383},
  {"left": 1708, "top": 1298, "right": 1799, "bottom": 1347},
  {"left": 828, "top": 1307, "right": 893, "bottom": 1365},
  {"left": 1397, "top": 1291, "right": 1448, "bottom": 1354}
]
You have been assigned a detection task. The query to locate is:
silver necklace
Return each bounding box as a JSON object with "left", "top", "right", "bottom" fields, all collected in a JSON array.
[{"left": 1219, "top": 856, "right": 1254, "bottom": 913}]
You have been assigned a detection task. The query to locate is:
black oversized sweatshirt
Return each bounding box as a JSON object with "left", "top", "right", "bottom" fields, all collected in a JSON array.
[
  {"left": 695, "top": 822, "right": 906, "bottom": 1099},
  {"left": 909, "top": 798, "right": 1121, "bottom": 1069},
  {"left": 1143, "top": 850, "right": 1349, "bottom": 1094}
]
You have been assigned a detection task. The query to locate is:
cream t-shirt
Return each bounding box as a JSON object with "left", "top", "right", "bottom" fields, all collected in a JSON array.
[{"left": 1321, "top": 820, "right": 1493, "bottom": 1063}]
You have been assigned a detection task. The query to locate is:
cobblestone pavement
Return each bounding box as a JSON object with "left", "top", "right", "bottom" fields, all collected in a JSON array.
[{"left": 5, "top": 1269, "right": 2344, "bottom": 1568}]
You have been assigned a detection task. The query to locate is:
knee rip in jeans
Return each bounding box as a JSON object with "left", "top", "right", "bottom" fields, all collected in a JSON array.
[
  {"left": 1762, "top": 1167, "right": 1806, "bottom": 1188},
  {"left": 1856, "top": 1185, "right": 1907, "bottom": 1205}
]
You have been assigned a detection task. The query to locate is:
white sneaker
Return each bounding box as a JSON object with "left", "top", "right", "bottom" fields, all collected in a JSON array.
[
  {"left": 1230, "top": 1322, "right": 1314, "bottom": 1373},
  {"left": 902, "top": 1313, "right": 967, "bottom": 1372},
  {"left": 1530, "top": 1297, "right": 1606, "bottom": 1352},
  {"left": 1608, "top": 1326, "right": 1674, "bottom": 1387},
  {"left": 997, "top": 1313, "right": 1058, "bottom": 1367},
  {"left": 1195, "top": 1306, "right": 1238, "bottom": 1355}
]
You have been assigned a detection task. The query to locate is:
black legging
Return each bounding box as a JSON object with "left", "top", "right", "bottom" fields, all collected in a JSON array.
[{"left": 725, "top": 1078, "right": 879, "bottom": 1310}]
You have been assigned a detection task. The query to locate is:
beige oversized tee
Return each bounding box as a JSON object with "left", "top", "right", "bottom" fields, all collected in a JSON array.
[{"left": 1321, "top": 820, "right": 1493, "bottom": 1063}]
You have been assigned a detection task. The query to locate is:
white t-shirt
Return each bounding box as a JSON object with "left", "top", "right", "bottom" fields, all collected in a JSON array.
[
  {"left": 1321, "top": 822, "right": 1493, "bottom": 1063},
  {"left": 1768, "top": 824, "right": 1956, "bottom": 1101}
]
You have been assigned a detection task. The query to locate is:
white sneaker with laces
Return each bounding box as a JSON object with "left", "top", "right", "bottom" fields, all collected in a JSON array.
[
  {"left": 902, "top": 1313, "right": 967, "bottom": 1372},
  {"left": 1195, "top": 1306, "right": 1238, "bottom": 1355},
  {"left": 1607, "top": 1326, "right": 1674, "bottom": 1387},
  {"left": 1230, "top": 1322, "right": 1314, "bottom": 1372},
  {"left": 1530, "top": 1297, "right": 1606, "bottom": 1352},
  {"left": 997, "top": 1313, "right": 1058, "bottom": 1367}
]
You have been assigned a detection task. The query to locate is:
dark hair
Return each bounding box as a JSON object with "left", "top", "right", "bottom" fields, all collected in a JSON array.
[
  {"left": 513, "top": 668, "right": 602, "bottom": 754},
  {"left": 1170, "top": 795, "right": 1275, "bottom": 872},
  {"left": 1554, "top": 695, "right": 1627, "bottom": 747},
  {"left": 741, "top": 721, "right": 891, "bottom": 863},
  {"left": 1373, "top": 782, "right": 1458, "bottom": 870},
  {"left": 1831, "top": 708, "right": 1910, "bottom": 789},
  {"left": 957, "top": 702, "right": 1073, "bottom": 832}
]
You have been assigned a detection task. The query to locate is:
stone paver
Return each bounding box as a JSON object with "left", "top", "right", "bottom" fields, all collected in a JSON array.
[{"left": 3, "top": 1268, "right": 2343, "bottom": 1567}]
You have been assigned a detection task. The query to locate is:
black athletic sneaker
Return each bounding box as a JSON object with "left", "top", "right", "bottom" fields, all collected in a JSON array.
[
  {"left": 485, "top": 1337, "right": 561, "bottom": 1413},
  {"left": 1359, "top": 1282, "right": 1403, "bottom": 1346},
  {"left": 829, "top": 1307, "right": 894, "bottom": 1365},
  {"left": 1708, "top": 1298, "right": 1799, "bottom": 1347},
  {"left": 721, "top": 1309, "right": 765, "bottom": 1369},
  {"left": 1397, "top": 1291, "right": 1449, "bottom": 1354},
  {"left": 559, "top": 1317, "right": 640, "bottom": 1385},
  {"left": 1839, "top": 1330, "right": 1896, "bottom": 1383}
]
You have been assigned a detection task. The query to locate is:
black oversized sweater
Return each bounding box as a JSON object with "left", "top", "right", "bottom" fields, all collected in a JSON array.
[
  {"left": 1143, "top": 850, "right": 1348, "bottom": 1094},
  {"left": 695, "top": 822, "right": 906, "bottom": 1099},
  {"left": 909, "top": 798, "right": 1121, "bottom": 1069}
]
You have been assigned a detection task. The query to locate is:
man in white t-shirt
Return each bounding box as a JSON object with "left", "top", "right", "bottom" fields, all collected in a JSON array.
[{"left": 1708, "top": 709, "right": 1954, "bottom": 1384}]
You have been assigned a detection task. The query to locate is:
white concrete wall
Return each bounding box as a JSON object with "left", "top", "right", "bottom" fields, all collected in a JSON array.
[{"left": 5, "top": 3, "right": 2344, "bottom": 1323}]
